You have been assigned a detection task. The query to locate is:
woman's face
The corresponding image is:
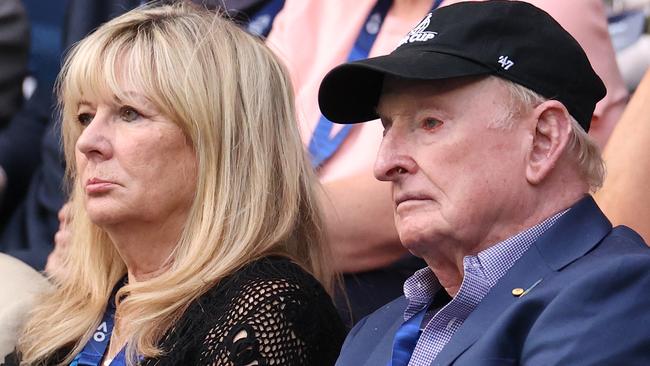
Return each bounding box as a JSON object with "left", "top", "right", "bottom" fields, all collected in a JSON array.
[{"left": 74, "top": 88, "right": 197, "bottom": 229}]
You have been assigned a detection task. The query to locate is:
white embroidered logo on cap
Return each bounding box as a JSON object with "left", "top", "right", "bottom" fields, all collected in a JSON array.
[
  {"left": 498, "top": 55, "right": 514, "bottom": 70},
  {"left": 398, "top": 13, "right": 437, "bottom": 46}
]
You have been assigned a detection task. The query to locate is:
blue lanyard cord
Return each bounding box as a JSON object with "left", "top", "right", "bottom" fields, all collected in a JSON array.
[
  {"left": 246, "top": 0, "right": 286, "bottom": 38},
  {"left": 308, "top": 0, "right": 392, "bottom": 168},
  {"left": 71, "top": 281, "right": 128, "bottom": 366},
  {"left": 308, "top": 0, "right": 443, "bottom": 168}
]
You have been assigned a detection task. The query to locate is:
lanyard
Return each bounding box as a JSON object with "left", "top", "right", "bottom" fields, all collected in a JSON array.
[
  {"left": 308, "top": 0, "right": 444, "bottom": 168},
  {"left": 246, "top": 0, "right": 286, "bottom": 37},
  {"left": 71, "top": 282, "right": 127, "bottom": 366},
  {"left": 387, "top": 305, "right": 428, "bottom": 366}
]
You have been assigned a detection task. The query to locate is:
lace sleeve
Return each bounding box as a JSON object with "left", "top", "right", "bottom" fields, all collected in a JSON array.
[
  {"left": 147, "top": 258, "right": 345, "bottom": 366},
  {"left": 196, "top": 276, "right": 339, "bottom": 366}
]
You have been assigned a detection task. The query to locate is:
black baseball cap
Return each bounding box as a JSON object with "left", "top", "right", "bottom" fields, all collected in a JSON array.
[{"left": 318, "top": 0, "right": 606, "bottom": 131}]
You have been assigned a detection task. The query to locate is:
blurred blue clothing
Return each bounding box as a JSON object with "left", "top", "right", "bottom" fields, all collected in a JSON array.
[
  {"left": 0, "top": 83, "right": 60, "bottom": 270},
  {"left": 21, "top": 0, "right": 67, "bottom": 87}
]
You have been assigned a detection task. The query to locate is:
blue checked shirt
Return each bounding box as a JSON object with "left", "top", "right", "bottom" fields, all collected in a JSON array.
[{"left": 402, "top": 210, "right": 567, "bottom": 366}]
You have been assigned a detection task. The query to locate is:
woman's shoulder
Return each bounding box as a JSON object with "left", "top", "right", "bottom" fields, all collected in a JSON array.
[
  {"left": 229, "top": 255, "right": 315, "bottom": 280},
  {"left": 160, "top": 256, "right": 346, "bottom": 366},
  {"left": 194, "top": 256, "right": 328, "bottom": 306},
  {"left": 219, "top": 256, "right": 325, "bottom": 293},
  {"left": 196, "top": 256, "right": 342, "bottom": 331}
]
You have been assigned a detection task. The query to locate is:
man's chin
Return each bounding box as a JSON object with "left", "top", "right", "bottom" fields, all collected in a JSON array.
[{"left": 398, "top": 234, "right": 433, "bottom": 257}]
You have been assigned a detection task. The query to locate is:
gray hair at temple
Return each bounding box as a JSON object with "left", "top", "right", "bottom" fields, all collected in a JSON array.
[{"left": 490, "top": 77, "right": 605, "bottom": 191}]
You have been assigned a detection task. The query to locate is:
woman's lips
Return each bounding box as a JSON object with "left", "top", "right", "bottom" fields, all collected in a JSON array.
[{"left": 85, "top": 178, "right": 116, "bottom": 194}]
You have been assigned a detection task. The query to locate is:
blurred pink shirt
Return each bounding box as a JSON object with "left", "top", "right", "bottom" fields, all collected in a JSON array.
[{"left": 267, "top": 0, "right": 627, "bottom": 182}]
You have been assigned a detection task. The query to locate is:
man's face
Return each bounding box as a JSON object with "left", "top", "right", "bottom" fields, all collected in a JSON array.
[{"left": 374, "top": 76, "right": 534, "bottom": 258}]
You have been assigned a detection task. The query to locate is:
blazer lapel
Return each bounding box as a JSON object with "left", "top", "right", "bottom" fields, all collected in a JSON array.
[
  {"left": 534, "top": 196, "right": 611, "bottom": 271},
  {"left": 432, "top": 196, "right": 611, "bottom": 366},
  {"left": 363, "top": 315, "right": 406, "bottom": 366},
  {"left": 432, "top": 245, "right": 552, "bottom": 366}
]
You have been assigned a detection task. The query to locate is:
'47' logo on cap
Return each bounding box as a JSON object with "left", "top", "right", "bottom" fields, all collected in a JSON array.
[{"left": 498, "top": 55, "right": 514, "bottom": 70}]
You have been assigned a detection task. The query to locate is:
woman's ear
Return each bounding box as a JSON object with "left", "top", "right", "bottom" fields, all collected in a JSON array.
[{"left": 526, "top": 100, "right": 573, "bottom": 185}]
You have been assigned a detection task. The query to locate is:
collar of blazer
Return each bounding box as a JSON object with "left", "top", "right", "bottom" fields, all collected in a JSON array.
[{"left": 432, "top": 195, "right": 611, "bottom": 366}]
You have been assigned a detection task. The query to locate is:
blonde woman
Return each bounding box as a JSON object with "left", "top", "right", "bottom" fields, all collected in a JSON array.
[{"left": 6, "top": 3, "right": 345, "bottom": 365}]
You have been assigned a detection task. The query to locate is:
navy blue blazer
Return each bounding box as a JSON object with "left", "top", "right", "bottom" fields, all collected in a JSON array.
[{"left": 336, "top": 196, "right": 650, "bottom": 365}]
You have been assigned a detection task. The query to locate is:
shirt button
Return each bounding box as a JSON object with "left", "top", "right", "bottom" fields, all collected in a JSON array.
[{"left": 446, "top": 317, "right": 458, "bottom": 330}]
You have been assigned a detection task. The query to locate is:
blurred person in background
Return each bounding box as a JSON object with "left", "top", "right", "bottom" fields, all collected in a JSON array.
[
  {"left": 594, "top": 1, "right": 650, "bottom": 246},
  {"left": 0, "top": 0, "right": 29, "bottom": 131},
  {"left": 595, "top": 69, "right": 650, "bottom": 244},
  {"left": 0, "top": 253, "right": 51, "bottom": 363},
  {"left": 606, "top": 0, "right": 650, "bottom": 90},
  {"left": 6, "top": 3, "right": 344, "bottom": 365},
  {"left": 267, "top": 0, "right": 435, "bottom": 325},
  {"left": 0, "top": 0, "right": 67, "bottom": 235},
  {"left": 0, "top": 0, "right": 29, "bottom": 203}
]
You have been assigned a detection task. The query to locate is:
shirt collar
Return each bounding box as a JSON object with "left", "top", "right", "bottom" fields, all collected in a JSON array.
[
  {"left": 474, "top": 209, "right": 567, "bottom": 287},
  {"left": 403, "top": 209, "right": 568, "bottom": 305}
]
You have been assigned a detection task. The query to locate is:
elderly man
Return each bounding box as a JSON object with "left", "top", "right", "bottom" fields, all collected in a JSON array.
[{"left": 318, "top": 1, "right": 650, "bottom": 365}]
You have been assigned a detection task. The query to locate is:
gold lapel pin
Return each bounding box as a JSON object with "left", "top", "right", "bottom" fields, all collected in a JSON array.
[
  {"left": 512, "top": 278, "right": 543, "bottom": 298},
  {"left": 511, "top": 288, "right": 525, "bottom": 297}
]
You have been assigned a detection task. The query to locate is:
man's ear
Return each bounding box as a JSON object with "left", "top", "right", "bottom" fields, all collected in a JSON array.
[{"left": 526, "top": 100, "right": 572, "bottom": 185}]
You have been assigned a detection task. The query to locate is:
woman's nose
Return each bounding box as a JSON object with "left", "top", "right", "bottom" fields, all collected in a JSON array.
[{"left": 75, "top": 111, "right": 113, "bottom": 161}]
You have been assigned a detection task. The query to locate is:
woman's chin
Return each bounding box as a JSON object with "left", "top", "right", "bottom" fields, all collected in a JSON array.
[{"left": 85, "top": 206, "right": 124, "bottom": 227}]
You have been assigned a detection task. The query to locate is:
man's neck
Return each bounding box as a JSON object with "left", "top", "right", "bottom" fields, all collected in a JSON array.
[{"left": 422, "top": 191, "right": 587, "bottom": 297}]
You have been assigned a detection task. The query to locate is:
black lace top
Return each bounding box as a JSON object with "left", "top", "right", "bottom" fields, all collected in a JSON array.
[{"left": 3, "top": 256, "right": 346, "bottom": 366}]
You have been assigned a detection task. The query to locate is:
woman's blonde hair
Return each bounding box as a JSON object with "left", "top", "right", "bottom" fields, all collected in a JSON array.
[{"left": 19, "top": 3, "right": 331, "bottom": 365}]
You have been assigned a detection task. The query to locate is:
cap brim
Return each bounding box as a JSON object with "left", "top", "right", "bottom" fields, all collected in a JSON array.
[{"left": 318, "top": 50, "right": 493, "bottom": 124}]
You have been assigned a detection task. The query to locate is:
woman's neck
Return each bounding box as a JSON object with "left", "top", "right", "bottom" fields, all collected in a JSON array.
[{"left": 103, "top": 219, "right": 183, "bottom": 283}]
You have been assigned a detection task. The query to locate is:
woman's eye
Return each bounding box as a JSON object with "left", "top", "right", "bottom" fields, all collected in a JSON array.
[
  {"left": 77, "top": 113, "right": 93, "bottom": 126},
  {"left": 422, "top": 118, "right": 443, "bottom": 130},
  {"left": 119, "top": 106, "right": 141, "bottom": 122}
]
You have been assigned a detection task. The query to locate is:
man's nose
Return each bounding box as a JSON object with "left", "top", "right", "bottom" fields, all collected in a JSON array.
[{"left": 374, "top": 128, "right": 416, "bottom": 182}]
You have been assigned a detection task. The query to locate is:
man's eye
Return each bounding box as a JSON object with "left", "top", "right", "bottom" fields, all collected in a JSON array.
[
  {"left": 422, "top": 118, "right": 443, "bottom": 130},
  {"left": 119, "top": 106, "right": 141, "bottom": 122},
  {"left": 77, "top": 113, "right": 93, "bottom": 126}
]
